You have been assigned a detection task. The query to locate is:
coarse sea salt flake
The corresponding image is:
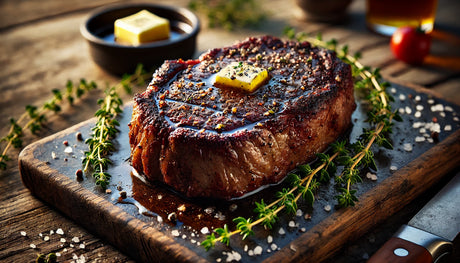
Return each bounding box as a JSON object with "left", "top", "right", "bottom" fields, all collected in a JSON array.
[
  {"left": 56, "top": 228, "right": 64, "bottom": 235},
  {"left": 399, "top": 94, "right": 406, "bottom": 101},
  {"left": 445, "top": 106, "right": 453, "bottom": 112},
  {"left": 278, "top": 227, "right": 286, "bottom": 235},
  {"left": 20, "top": 231, "right": 27, "bottom": 236},
  {"left": 44, "top": 236, "right": 50, "bottom": 241},
  {"left": 428, "top": 99, "right": 435, "bottom": 104},
  {"left": 440, "top": 112, "right": 446, "bottom": 118},
  {"left": 431, "top": 104, "right": 444, "bottom": 112},
  {"left": 415, "top": 136, "right": 426, "bottom": 142},
  {"left": 80, "top": 243, "right": 85, "bottom": 249},
  {"left": 72, "top": 237, "right": 80, "bottom": 243},
  {"left": 30, "top": 244, "right": 36, "bottom": 249},
  {"left": 412, "top": 122, "right": 424, "bottom": 129},
  {"left": 201, "top": 227, "right": 209, "bottom": 235},
  {"left": 171, "top": 230, "right": 180, "bottom": 237},
  {"left": 445, "top": 125, "right": 452, "bottom": 131},
  {"left": 64, "top": 146, "right": 73, "bottom": 153},
  {"left": 267, "top": 235, "right": 273, "bottom": 243},
  {"left": 403, "top": 143, "right": 413, "bottom": 152},
  {"left": 60, "top": 238, "right": 66, "bottom": 243},
  {"left": 390, "top": 88, "right": 397, "bottom": 94},
  {"left": 405, "top": 106, "right": 412, "bottom": 114},
  {"left": 414, "top": 111, "right": 422, "bottom": 118},
  {"left": 254, "top": 246, "right": 263, "bottom": 255},
  {"left": 419, "top": 128, "right": 426, "bottom": 133},
  {"left": 454, "top": 116, "right": 459, "bottom": 122},
  {"left": 390, "top": 165, "right": 398, "bottom": 171},
  {"left": 288, "top": 221, "right": 296, "bottom": 228},
  {"left": 398, "top": 108, "right": 405, "bottom": 114},
  {"left": 324, "top": 205, "right": 331, "bottom": 212},
  {"left": 271, "top": 243, "right": 278, "bottom": 250},
  {"left": 296, "top": 209, "right": 303, "bottom": 217},
  {"left": 414, "top": 95, "right": 421, "bottom": 102},
  {"left": 416, "top": 105, "right": 424, "bottom": 111}
]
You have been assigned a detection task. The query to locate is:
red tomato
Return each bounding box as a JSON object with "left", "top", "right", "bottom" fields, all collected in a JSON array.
[{"left": 390, "top": 26, "right": 431, "bottom": 65}]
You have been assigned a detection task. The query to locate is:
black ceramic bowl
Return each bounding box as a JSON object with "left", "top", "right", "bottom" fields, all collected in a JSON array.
[{"left": 80, "top": 3, "right": 200, "bottom": 75}]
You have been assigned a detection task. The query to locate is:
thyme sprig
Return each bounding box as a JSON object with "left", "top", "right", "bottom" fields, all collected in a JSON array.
[
  {"left": 0, "top": 79, "right": 97, "bottom": 170},
  {"left": 202, "top": 28, "right": 401, "bottom": 250},
  {"left": 188, "top": 0, "right": 266, "bottom": 30},
  {"left": 82, "top": 64, "right": 151, "bottom": 189}
]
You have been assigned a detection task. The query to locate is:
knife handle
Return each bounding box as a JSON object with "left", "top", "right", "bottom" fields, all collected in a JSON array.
[
  {"left": 368, "top": 225, "right": 453, "bottom": 263},
  {"left": 368, "top": 237, "right": 432, "bottom": 263}
]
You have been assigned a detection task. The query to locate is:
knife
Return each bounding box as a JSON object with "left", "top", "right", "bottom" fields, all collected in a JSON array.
[{"left": 368, "top": 173, "right": 460, "bottom": 263}]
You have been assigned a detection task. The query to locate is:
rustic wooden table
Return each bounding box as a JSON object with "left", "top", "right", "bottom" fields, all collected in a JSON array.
[{"left": 1, "top": 0, "right": 459, "bottom": 262}]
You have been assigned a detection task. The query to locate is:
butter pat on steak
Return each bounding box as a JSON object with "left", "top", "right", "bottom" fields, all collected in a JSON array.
[{"left": 128, "top": 36, "right": 356, "bottom": 200}]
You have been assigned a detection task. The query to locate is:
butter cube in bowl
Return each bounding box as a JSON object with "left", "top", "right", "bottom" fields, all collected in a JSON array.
[{"left": 80, "top": 3, "right": 200, "bottom": 75}]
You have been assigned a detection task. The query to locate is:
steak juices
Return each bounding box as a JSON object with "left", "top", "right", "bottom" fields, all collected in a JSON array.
[{"left": 128, "top": 36, "right": 356, "bottom": 200}]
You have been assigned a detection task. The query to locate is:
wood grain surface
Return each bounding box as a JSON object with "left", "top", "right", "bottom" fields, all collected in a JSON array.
[{"left": 1, "top": 0, "right": 460, "bottom": 262}]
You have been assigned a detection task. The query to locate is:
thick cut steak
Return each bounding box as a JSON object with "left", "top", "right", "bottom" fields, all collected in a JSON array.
[{"left": 128, "top": 36, "right": 356, "bottom": 200}]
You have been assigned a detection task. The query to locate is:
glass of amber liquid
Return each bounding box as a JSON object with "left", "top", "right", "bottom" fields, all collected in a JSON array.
[{"left": 366, "top": 0, "right": 438, "bottom": 36}]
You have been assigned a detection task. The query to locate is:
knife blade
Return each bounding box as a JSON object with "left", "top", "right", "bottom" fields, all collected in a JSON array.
[{"left": 368, "top": 173, "right": 460, "bottom": 263}]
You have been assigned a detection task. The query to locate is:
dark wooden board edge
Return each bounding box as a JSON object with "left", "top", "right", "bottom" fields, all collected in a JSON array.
[
  {"left": 18, "top": 119, "right": 207, "bottom": 263},
  {"left": 18, "top": 80, "right": 460, "bottom": 263}
]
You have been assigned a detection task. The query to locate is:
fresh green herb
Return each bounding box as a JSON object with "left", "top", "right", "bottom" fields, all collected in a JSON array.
[
  {"left": 36, "top": 253, "right": 57, "bottom": 263},
  {"left": 82, "top": 65, "right": 150, "bottom": 189},
  {"left": 0, "top": 79, "right": 97, "bottom": 170},
  {"left": 202, "top": 28, "right": 401, "bottom": 250},
  {"left": 188, "top": 0, "right": 266, "bottom": 30}
]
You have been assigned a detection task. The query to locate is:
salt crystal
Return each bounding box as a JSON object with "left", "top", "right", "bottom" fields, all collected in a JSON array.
[
  {"left": 191, "top": 239, "right": 196, "bottom": 244},
  {"left": 440, "top": 112, "right": 446, "bottom": 118},
  {"left": 415, "top": 136, "right": 426, "bottom": 142},
  {"left": 390, "top": 88, "right": 397, "bottom": 94},
  {"left": 51, "top": 151, "right": 57, "bottom": 159},
  {"left": 271, "top": 243, "right": 278, "bottom": 250},
  {"left": 300, "top": 227, "right": 306, "bottom": 232},
  {"left": 248, "top": 250, "right": 254, "bottom": 256},
  {"left": 278, "top": 227, "right": 286, "bottom": 235},
  {"left": 267, "top": 249, "right": 271, "bottom": 253},
  {"left": 403, "top": 143, "right": 413, "bottom": 152},
  {"left": 79, "top": 243, "right": 85, "bottom": 249},
  {"left": 72, "top": 237, "right": 80, "bottom": 243},
  {"left": 445, "top": 125, "right": 452, "bottom": 131},
  {"left": 204, "top": 207, "right": 214, "bottom": 214},
  {"left": 427, "top": 138, "right": 434, "bottom": 143},
  {"left": 296, "top": 209, "right": 303, "bottom": 217},
  {"left": 225, "top": 251, "right": 241, "bottom": 262},
  {"left": 30, "top": 244, "right": 36, "bottom": 249},
  {"left": 44, "top": 236, "right": 50, "bottom": 241},
  {"left": 445, "top": 106, "right": 453, "bottom": 112},
  {"left": 55, "top": 253, "right": 61, "bottom": 257},
  {"left": 64, "top": 146, "right": 73, "bottom": 154},
  {"left": 428, "top": 99, "right": 435, "bottom": 104},
  {"left": 229, "top": 204, "right": 238, "bottom": 212},
  {"left": 398, "top": 108, "right": 405, "bottom": 114},
  {"left": 201, "top": 227, "right": 209, "bottom": 235},
  {"left": 413, "top": 122, "right": 424, "bottom": 128},
  {"left": 39, "top": 233, "right": 43, "bottom": 237},
  {"left": 324, "top": 205, "right": 331, "bottom": 212},
  {"left": 390, "top": 165, "right": 398, "bottom": 172},
  {"left": 366, "top": 172, "right": 378, "bottom": 181},
  {"left": 431, "top": 104, "right": 444, "bottom": 112},
  {"left": 405, "top": 106, "right": 412, "bottom": 114},
  {"left": 56, "top": 228, "right": 64, "bottom": 235},
  {"left": 288, "top": 221, "right": 296, "bottom": 228},
  {"left": 414, "top": 95, "right": 421, "bottom": 102},
  {"left": 244, "top": 244, "right": 248, "bottom": 252},
  {"left": 182, "top": 234, "right": 187, "bottom": 239},
  {"left": 70, "top": 244, "right": 74, "bottom": 248},
  {"left": 399, "top": 94, "right": 406, "bottom": 101},
  {"left": 50, "top": 230, "right": 54, "bottom": 235},
  {"left": 430, "top": 123, "right": 441, "bottom": 133},
  {"left": 414, "top": 111, "right": 422, "bottom": 118},
  {"left": 415, "top": 105, "right": 424, "bottom": 111},
  {"left": 419, "top": 128, "right": 426, "bottom": 133},
  {"left": 171, "top": 230, "right": 180, "bottom": 237},
  {"left": 60, "top": 238, "right": 66, "bottom": 243},
  {"left": 454, "top": 116, "right": 459, "bottom": 122},
  {"left": 290, "top": 244, "right": 297, "bottom": 252},
  {"left": 267, "top": 235, "right": 273, "bottom": 243},
  {"left": 157, "top": 216, "right": 163, "bottom": 223},
  {"left": 20, "top": 231, "right": 27, "bottom": 236},
  {"left": 254, "top": 246, "right": 263, "bottom": 255}
]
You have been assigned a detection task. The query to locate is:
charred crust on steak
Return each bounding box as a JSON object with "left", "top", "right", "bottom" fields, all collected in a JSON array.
[{"left": 129, "top": 36, "right": 356, "bottom": 199}]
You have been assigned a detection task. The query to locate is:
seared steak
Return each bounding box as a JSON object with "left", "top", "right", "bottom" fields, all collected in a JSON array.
[{"left": 128, "top": 36, "right": 356, "bottom": 200}]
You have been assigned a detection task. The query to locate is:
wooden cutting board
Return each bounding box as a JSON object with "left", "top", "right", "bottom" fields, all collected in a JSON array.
[{"left": 19, "top": 81, "right": 460, "bottom": 262}]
